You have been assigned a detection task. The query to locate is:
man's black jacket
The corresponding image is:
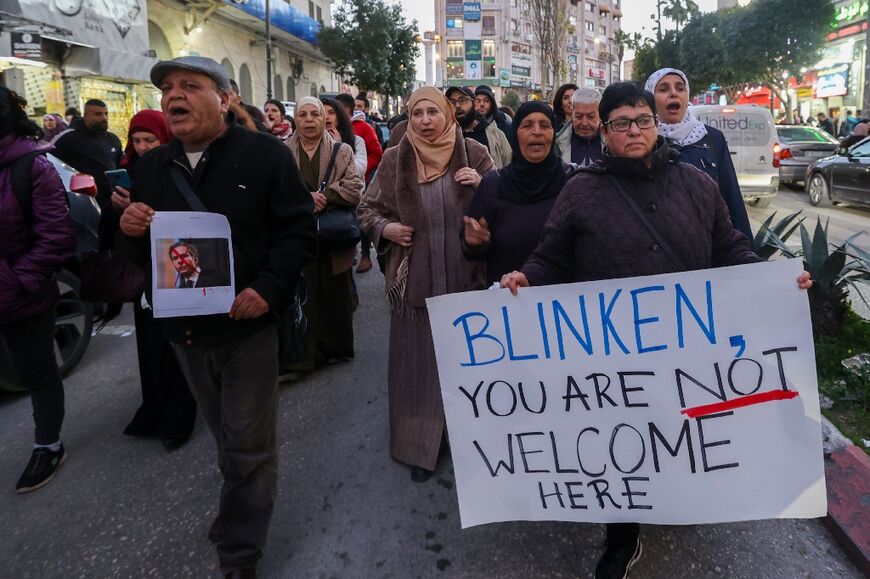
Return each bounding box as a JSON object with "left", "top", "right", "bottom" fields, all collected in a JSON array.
[
  {"left": 123, "top": 122, "right": 316, "bottom": 345},
  {"left": 52, "top": 117, "right": 123, "bottom": 200}
]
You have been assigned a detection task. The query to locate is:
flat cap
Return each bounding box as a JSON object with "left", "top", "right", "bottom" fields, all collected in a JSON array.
[{"left": 150, "top": 56, "right": 231, "bottom": 92}]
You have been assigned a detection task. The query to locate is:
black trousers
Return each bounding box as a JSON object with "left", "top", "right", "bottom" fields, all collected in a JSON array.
[
  {"left": 0, "top": 307, "right": 65, "bottom": 445},
  {"left": 607, "top": 522, "right": 640, "bottom": 543},
  {"left": 172, "top": 322, "right": 279, "bottom": 573}
]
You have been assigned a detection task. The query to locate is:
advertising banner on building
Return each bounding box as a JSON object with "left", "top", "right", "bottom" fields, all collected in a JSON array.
[
  {"left": 465, "top": 40, "right": 482, "bottom": 60},
  {"left": 11, "top": 32, "right": 41, "bottom": 60},
  {"left": 463, "top": 2, "right": 482, "bottom": 21},
  {"left": 815, "top": 63, "right": 850, "bottom": 98},
  {"left": 465, "top": 60, "right": 482, "bottom": 80},
  {"left": 426, "top": 259, "right": 825, "bottom": 528}
]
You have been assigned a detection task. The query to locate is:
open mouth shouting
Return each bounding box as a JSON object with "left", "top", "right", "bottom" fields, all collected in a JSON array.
[{"left": 167, "top": 104, "right": 191, "bottom": 123}]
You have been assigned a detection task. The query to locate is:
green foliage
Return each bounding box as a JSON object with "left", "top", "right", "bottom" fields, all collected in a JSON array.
[
  {"left": 758, "top": 216, "right": 870, "bottom": 336},
  {"left": 752, "top": 210, "right": 804, "bottom": 261},
  {"left": 814, "top": 310, "right": 870, "bottom": 447},
  {"left": 632, "top": 31, "right": 681, "bottom": 86},
  {"left": 318, "top": 0, "right": 420, "bottom": 99},
  {"left": 502, "top": 90, "right": 521, "bottom": 112}
]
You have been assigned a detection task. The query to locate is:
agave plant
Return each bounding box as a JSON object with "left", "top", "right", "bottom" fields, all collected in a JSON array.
[
  {"left": 761, "top": 217, "right": 870, "bottom": 337},
  {"left": 753, "top": 210, "right": 805, "bottom": 261}
]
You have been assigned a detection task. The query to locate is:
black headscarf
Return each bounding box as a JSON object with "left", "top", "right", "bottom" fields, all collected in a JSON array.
[{"left": 499, "top": 101, "right": 566, "bottom": 204}]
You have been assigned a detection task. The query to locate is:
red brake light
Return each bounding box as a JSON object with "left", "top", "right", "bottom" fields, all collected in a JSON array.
[
  {"left": 70, "top": 173, "right": 97, "bottom": 196},
  {"left": 772, "top": 143, "right": 789, "bottom": 168}
]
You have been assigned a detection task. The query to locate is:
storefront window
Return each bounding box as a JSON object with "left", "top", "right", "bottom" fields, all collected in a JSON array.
[
  {"left": 447, "top": 40, "right": 464, "bottom": 59},
  {"left": 446, "top": 60, "right": 464, "bottom": 79},
  {"left": 483, "top": 59, "right": 496, "bottom": 77}
]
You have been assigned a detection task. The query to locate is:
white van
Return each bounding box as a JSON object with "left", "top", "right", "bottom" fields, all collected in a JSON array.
[{"left": 689, "top": 104, "right": 779, "bottom": 208}]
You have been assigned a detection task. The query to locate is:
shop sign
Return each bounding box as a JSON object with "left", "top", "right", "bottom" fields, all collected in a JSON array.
[
  {"left": 446, "top": 3, "right": 464, "bottom": 15},
  {"left": 826, "top": 20, "right": 868, "bottom": 41},
  {"left": 465, "top": 60, "right": 482, "bottom": 80},
  {"left": 512, "top": 65, "right": 531, "bottom": 77},
  {"left": 11, "top": 32, "right": 41, "bottom": 60},
  {"left": 834, "top": 0, "right": 868, "bottom": 24},
  {"left": 815, "top": 63, "right": 850, "bottom": 98},
  {"left": 465, "top": 40, "right": 482, "bottom": 60},
  {"left": 587, "top": 67, "right": 605, "bottom": 80},
  {"left": 796, "top": 87, "right": 813, "bottom": 99},
  {"left": 499, "top": 67, "right": 511, "bottom": 84},
  {"left": 463, "top": 2, "right": 482, "bottom": 21}
]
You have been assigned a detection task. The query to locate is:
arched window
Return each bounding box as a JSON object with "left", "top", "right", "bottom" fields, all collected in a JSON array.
[
  {"left": 310, "top": 82, "right": 317, "bottom": 97},
  {"left": 220, "top": 58, "right": 235, "bottom": 81},
  {"left": 148, "top": 21, "right": 172, "bottom": 61},
  {"left": 274, "top": 75, "right": 283, "bottom": 100},
  {"left": 286, "top": 78, "right": 296, "bottom": 102},
  {"left": 239, "top": 64, "right": 253, "bottom": 103}
]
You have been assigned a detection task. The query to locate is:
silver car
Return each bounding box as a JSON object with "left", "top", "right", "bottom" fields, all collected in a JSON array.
[{"left": 775, "top": 125, "right": 840, "bottom": 187}]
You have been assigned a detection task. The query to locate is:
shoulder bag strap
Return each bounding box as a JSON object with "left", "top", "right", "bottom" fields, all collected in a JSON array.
[
  {"left": 170, "top": 165, "right": 209, "bottom": 212},
  {"left": 318, "top": 142, "right": 342, "bottom": 193},
  {"left": 607, "top": 174, "right": 686, "bottom": 270}
]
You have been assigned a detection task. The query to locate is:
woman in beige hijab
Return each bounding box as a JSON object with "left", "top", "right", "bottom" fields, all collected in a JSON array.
[
  {"left": 358, "top": 87, "right": 494, "bottom": 482},
  {"left": 285, "top": 97, "right": 363, "bottom": 374}
]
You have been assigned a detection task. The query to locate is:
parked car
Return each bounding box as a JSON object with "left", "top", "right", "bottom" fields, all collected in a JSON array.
[
  {"left": 805, "top": 136, "right": 870, "bottom": 208},
  {"left": 0, "top": 154, "right": 101, "bottom": 393},
  {"left": 281, "top": 101, "right": 295, "bottom": 118},
  {"left": 775, "top": 125, "right": 840, "bottom": 187},
  {"left": 690, "top": 104, "right": 780, "bottom": 208}
]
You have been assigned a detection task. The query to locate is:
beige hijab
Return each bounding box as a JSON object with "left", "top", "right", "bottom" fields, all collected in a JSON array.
[{"left": 404, "top": 87, "right": 457, "bottom": 184}]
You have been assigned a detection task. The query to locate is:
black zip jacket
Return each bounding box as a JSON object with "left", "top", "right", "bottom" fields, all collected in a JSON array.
[
  {"left": 52, "top": 117, "right": 123, "bottom": 200},
  {"left": 122, "top": 122, "right": 316, "bottom": 345}
]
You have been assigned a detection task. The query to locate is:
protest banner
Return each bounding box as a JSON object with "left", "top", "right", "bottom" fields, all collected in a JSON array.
[
  {"left": 426, "top": 259, "right": 826, "bottom": 528},
  {"left": 150, "top": 211, "right": 235, "bottom": 318}
]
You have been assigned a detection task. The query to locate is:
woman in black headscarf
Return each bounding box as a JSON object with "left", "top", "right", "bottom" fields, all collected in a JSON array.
[{"left": 461, "top": 101, "right": 573, "bottom": 284}]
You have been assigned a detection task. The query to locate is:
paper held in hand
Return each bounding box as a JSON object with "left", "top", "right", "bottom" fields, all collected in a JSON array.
[
  {"left": 426, "top": 259, "right": 826, "bottom": 528},
  {"left": 149, "top": 211, "right": 235, "bottom": 319}
]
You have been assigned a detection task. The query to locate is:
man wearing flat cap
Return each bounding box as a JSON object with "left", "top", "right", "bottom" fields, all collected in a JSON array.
[{"left": 119, "top": 56, "right": 316, "bottom": 578}]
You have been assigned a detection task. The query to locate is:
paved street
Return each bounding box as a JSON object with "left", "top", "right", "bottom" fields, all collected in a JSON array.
[{"left": 0, "top": 184, "right": 867, "bottom": 578}]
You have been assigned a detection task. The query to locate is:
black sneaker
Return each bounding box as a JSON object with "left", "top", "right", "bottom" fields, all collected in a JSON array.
[
  {"left": 595, "top": 536, "right": 642, "bottom": 579},
  {"left": 16, "top": 445, "right": 66, "bottom": 494}
]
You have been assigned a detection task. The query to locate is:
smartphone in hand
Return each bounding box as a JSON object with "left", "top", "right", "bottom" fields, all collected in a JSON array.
[{"left": 105, "top": 169, "right": 132, "bottom": 190}]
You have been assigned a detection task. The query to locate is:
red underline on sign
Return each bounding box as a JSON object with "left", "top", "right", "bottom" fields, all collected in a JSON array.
[{"left": 681, "top": 390, "right": 800, "bottom": 419}]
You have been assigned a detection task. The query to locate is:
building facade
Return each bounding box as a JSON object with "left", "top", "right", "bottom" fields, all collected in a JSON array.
[
  {"left": 434, "top": 0, "right": 622, "bottom": 102},
  {"left": 0, "top": 0, "right": 336, "bottom": 139}
]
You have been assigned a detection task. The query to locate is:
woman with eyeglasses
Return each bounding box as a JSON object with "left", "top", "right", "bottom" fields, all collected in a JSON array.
[
  {"left": 645, "top": 68, "right": 753, "bottom": 245},
  {"left": 500, "top": 82, "right": 811, "bottom": 579}
]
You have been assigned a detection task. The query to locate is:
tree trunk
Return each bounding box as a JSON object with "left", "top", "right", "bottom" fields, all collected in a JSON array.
[{"left": 809, "top": 288, "right": 849, "bottom": 337}]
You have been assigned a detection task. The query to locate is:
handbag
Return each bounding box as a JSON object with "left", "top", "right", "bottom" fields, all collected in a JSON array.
[
  {"left": 316, "top": 142, "right": 361, "bottom": 251},
  {"left": 278, "top": 275, "right": 309, "bottom": 368},
  {"left": 79, "top": 249, "right": 145, "bottom": 303}
]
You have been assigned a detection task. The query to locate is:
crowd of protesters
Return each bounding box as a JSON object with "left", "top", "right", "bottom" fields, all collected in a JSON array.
[{"left": 0, "top": 56, "right": 819, "bottom": 579}]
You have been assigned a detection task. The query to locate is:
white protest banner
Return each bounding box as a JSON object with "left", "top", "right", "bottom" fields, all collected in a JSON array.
[
  {"left": 150, "top": 212, "right": 235, "bottom": 318},
  {"left": 426, "top": 259, "right": 826, "bottom": 528}
]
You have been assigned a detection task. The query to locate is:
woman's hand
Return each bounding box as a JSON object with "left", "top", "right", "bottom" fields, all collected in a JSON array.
[
  {"left": 119, "top": 202, "right": 154, "bottom": 237},
  {"left": 111, "top": 185, "right": 131, "bottom": 212},
  {"left": 463, "top": 216, "right": 491, "bottom": 247},
  {"left": 310, "top": 191, "right": 328, "bottom": 212},
  {"left": 500, "top": 270, "right": 529, "bottom": 295},
  {"left": 327, "top": 126, "right": 341, "bottom": 141},
  {"left": 797, "top": 271, "right": 813, "bottom": 290},
  {"left": 383, "top": 222, "right": 416, "bottom": 247},
  {"left": 455, "top": 167, "right": 482, "bottom": 189}
]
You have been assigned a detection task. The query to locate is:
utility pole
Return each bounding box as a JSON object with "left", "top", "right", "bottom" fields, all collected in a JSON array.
[{"left": 266, "top": 0, "right": 273, "bottom": 99}]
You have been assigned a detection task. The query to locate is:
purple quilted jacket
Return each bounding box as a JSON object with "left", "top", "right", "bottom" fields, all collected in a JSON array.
[{"left": 0, "top": 135, "right": 76, "bottom": 323}]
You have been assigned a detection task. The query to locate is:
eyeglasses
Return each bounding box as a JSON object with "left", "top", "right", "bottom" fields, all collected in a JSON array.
[
  {"left": 449, "top": 96, "right": 472, "bottom": 106},
  {"left": 604, "top": 115, "right": 658, "bottom": 132}
]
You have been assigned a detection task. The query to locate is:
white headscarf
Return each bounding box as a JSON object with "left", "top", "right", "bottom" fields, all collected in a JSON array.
[{"left": 645, "top": 68, "right": 708, "bottom": 147}]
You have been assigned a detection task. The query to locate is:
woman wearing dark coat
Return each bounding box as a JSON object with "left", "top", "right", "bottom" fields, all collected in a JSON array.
[
  {"left": 645, "top": 68, "right": 754, "bottom": 247},
  {"left": 0, "top": 87, "right": 76, "bottom": 492},
  {"left": 113, "top": 110, "right": 198, "bottom": 450},
  {"left": 502, "top": 81, "right": 812, "bottom": 579},
  {"left": 462, "top": 101, "right": 573, "bottom": 285},
  {"left": 358, "top": 87, "right": 493, "bottom": 483}
]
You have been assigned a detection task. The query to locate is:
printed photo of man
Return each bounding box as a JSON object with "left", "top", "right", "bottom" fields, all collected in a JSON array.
[{"left": 169, "top": 240, "right": 230, "bottom": 288}]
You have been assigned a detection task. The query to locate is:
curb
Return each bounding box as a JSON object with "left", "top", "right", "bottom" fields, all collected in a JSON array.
[{"left": 823, "top": 441, "right": 870, "bottom": 576}]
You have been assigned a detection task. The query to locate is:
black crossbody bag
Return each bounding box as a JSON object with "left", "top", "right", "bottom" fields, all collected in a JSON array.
[
  {"left": 315, "top": 142, "right": 361, "bottom": 251},
  {"left": 170, "top": 166, "right": 309, "bottom": 367}
]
